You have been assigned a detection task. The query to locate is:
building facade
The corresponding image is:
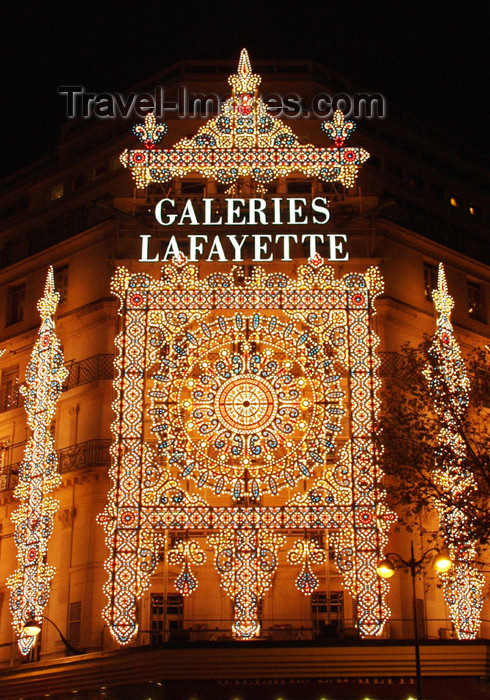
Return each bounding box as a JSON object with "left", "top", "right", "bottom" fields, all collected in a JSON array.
[{"left": 0, "top": 52, "right": 489, "bottom": 699}]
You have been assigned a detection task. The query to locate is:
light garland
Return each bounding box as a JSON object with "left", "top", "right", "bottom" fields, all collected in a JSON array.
[
  {"left": 287, "top": 537, "right": 326, "bottom": 595},
  {"left": 210, "top": 529, "right": 284, "bottom": 638},
  {"left": 168, "top": 538, "right": 206, "bottom": 596},
  {"left": 7, "top": 268, "right": 68, "bottom": 654},
  {"left": 120, "top": 49, "right": 369, "bottom": 188},
  {"left": 423, "top": 263, "right": 484, "bottom": 639},
  {"left": 98, "top": 258, "right": 394, "bottom": 643}
]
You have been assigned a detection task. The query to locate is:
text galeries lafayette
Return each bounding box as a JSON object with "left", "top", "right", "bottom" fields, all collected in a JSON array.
[{"left": 139, "top": 197, "right": 350, "bottom": 262}]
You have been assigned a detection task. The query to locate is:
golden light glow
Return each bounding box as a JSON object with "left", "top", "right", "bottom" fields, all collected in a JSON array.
[
  {"left": 376, "top": 560, "right": 396, "bottom": 579},
  {"left": 433, "top": 551, "right": 452, "bottom": 573},
  {"left": 424, "top": 263, "right": 484, "bottom": 639},
  {"left": 97, "top": 258, "right": 394, "bottom": 643},
  {"left": 120, "top": 49, "right": 369, "bottom": 188},
  {"left": 7, "top": 267, "right": 68, "bottom": 655},
  {"left": 23, "top": 619, "right": 42, "bottom": 637}
]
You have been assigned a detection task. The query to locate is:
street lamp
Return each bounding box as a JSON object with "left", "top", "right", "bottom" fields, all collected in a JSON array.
[
  {"left": 23, "top": 615, "right": 81, "bottom": 656},
  {"left": 376, "top": 541, "right": 452, "bottom": 700}
]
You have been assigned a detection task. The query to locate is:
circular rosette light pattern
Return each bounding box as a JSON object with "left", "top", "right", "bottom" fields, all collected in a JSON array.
[{"left": 149, "top": 313, "right": 343, "bottom": 498}]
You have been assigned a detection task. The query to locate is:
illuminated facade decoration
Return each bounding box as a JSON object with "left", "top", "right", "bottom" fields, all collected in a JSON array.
[
  {"left": 98, "top": 257, "right": 395, "bottom": 644},
  {"left": 287, "top": 536, "right": 326, "bottom": 595},
  {"left": 424, "top": 264, "right": 484, "bottom": 639},
  {"left": 7, "top": 268, "right": 68, "bottom": 654},
  {"left": 120, "top": 49, "right": 369, "bottom": 188},
  {"left": 168, "top": 537, "right": 206, "bottom": 596}
]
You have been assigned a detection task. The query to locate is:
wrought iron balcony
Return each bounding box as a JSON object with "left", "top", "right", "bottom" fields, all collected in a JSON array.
[
  {"left": 0, "top": 438, "right": 111, "bottom": 492},
  {"left": 0, "top": 354, "right": 114, "bottom": 415}
]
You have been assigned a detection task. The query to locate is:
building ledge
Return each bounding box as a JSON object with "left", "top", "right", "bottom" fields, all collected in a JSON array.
[{"left": 0, "top": 640, "right": 488, "bottom": 699}]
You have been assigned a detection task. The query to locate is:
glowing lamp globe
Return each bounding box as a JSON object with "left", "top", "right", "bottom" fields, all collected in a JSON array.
[
  {"left": 376, "top": 559, "right": 396, "bottom": 579},
  {"left": 434, "top": 551, "right": 452, "bottom": 573},
  {"left": 23, "top": 619, "right": 42, "bottom": 637}
]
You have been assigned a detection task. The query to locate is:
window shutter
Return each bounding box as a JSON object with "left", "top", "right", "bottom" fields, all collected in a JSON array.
[{"left": 68, "top": 601, "right": 82, "bottom": 648}]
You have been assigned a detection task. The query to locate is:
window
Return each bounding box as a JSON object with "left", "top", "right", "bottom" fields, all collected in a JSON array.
[
  {"left": 0, "top": 368, "right": 19, "bottom": 412},
  {"left": 50, "top": 183, "right": 64, "bottom": 201},
  {"left": 181, "top": 180, "right": 205, "bottom": 195},
  {"left": 0, "top": 438, "right": 9, "bottom": 468},
  {"left": 423, "top": 263, "right": 438, "bottom": 302},
  {"left": 54, "top": 265, "right": 69, "bottom": 304},
  {"left": 110, "top": 155, "right": 123, "bottom": 171},
  {"left": 68, "top": 601, "right": 82, "bottom": 649},
  {"left": 150, "top": 593, "right": 183, "bottom": 644},
  {"left": 92, "top": 164, "right": 108, "bottom": 180},
  {"left": 311, "top": 591, "right": 344, "bottom": 635},
  {"left": 468, "top": 281, "right": 486, "bottom": 322},
  {"left": 0, "top": 438, "right": 10, "bottom": 490},
  {"left": 415, "top": 598, "right": 426, "bottom": 639},
  {"left": 6, "top": 283, "right": 25, "bottom": 325},
  {"left": 287, "top": 181, "right": 312, "bottom": 194}
]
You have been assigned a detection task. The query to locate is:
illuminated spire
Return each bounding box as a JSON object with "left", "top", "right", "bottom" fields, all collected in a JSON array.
[
  {"left": 424, "top": 262, "right": 484, "bottom": 639},
  {"left": 7, "top": 267, "right": 68, "bottom": 654},
  {"left": 432, "top": 262, "right": 454, "bottom": 317},
  {"left": 228, "top": 48, "right": 261, "bottom": 94}
]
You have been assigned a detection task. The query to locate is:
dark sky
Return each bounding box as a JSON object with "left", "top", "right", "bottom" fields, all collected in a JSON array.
[{"left": 1, "top": 1, "right": 489, "bottom": 180}]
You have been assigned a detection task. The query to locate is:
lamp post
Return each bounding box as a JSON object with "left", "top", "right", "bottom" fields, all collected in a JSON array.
[
  {"left": 376, "top": 541, "right": 452, "bottom": 700},
  {"left": 23, "top": 615, "right": 81, "bottom": 656}
]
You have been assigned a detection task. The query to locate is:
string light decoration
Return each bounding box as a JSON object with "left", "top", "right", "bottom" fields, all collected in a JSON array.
[
  {"left": 120, "top": 49, "right": 369, "bottom": 188},
  {"left": 98, "top": 258, "right": 394, "bottom": 643},
  {"left": 149, "top": 312, "right": 344, "bottom": 499},
  {"left": 287, "top": 536, "right": 326, "bottom": 595},
  {"left": 7, "top": 268, "right": 68, "bottom": 654},
  {"left": 210, "top": 529, "right": 284, "bottom": 638},
  {"left": 168, "top": 538, "right": 206, "bottom": 596},
  {"left": 424, "top": 264, "right": 484, "bottom": 639}
]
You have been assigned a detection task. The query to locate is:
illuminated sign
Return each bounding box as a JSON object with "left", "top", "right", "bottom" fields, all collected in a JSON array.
[{"left": 140, "top": 195, "right": 348, "bottom": 262}]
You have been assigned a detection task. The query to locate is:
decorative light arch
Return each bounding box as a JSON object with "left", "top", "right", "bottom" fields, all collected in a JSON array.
[
  {"left": 120, "top": 49, "right": 369, "bottom": 188},
  {"left": 98, "top": 257, "right": 395, "bottom": 643}
]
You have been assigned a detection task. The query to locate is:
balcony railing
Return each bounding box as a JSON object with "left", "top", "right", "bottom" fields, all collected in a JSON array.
[
  {"left": 0, "top": 353, "right": 114, "bottom": 415},
  {"left": 0, "top": 438, "right": 111, "bottom": 492},
  {"left": 64, "top": 353, "right": 114, "bottom": 389}
]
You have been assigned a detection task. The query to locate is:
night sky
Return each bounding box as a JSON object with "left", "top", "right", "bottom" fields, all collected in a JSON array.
[{"left": 1, "top": 1, "right": 489, "bottom": 180}]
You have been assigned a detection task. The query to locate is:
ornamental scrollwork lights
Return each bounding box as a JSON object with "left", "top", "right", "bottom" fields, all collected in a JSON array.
[
  {"left": 120, "top": 49, "right": 369, "bottom": 188},
  {"left": 98, "top": 257, "right": 395, "bottom": 644},
  {"left": 169, "top": 537, "right": 206, "bottom": 596},
  {"left": 424, "top": 264, "right": 484, "bottom": 639},
  {"left": 7, "top": 268, "right": 68, "bottom": 655}
]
